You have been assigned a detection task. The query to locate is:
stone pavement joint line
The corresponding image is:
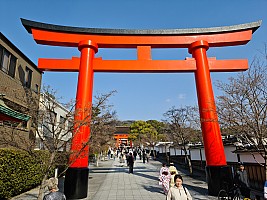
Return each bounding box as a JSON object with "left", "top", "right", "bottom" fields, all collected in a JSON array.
[{"left": 11, "top": 158, "right": 217, "bottom": 200}]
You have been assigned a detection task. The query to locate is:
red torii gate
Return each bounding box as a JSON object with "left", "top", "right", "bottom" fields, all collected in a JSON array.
[{"left": 21, "top": 19, "right": 261, "bottom": 199}]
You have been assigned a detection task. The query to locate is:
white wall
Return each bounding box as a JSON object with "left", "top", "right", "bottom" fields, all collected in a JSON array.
[
  {"left": 224, "top": 146, "right": 238, "bottom": 162},
  {"left": 36, "top": 93, "right": 72, "bottom": 150},
  {"left": 190, "top": 148, "right": 206, "bottom": 161},
  {"left": 190, "top": 148, "right": 201, "bottom": 160},
  {"left": 190, "top": 146, "right": 236, "bottom": 162},
  {"left": 169, "top": 147, "right": 189, "bottom": 156},
  {"left": 157, "top": 143, "right": 264, "bottom": 164},
  {"left": 239, "top": 153, "right": 264, "bottom": 164}
]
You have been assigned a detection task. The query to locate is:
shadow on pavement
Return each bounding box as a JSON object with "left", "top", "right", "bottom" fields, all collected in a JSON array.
[
  {"left": 143, "top": 185, "right": 163, "bottom": 194},
  {"left": 133, "top": 171, "right": 159, "bottom": 181},
  {"left": 184, "top": 183, "right": 209, "bottom": 196}
]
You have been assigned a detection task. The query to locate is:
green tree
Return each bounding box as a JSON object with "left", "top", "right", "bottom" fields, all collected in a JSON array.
[
  {"left": 146, "top": 120, "right": 167, "bottom": 159},
  {"left": 129, "top": 120, "right": 154, "bottom": 147}
]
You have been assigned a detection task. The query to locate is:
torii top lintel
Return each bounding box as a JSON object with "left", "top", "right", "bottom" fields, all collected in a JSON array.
[{"left": 21, "top": 18, "right": 261, "bottom": 48}]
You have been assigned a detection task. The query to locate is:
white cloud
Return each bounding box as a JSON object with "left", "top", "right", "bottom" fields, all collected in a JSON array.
[
  {"left": 178, "top": 94, "right": 186, "bottom": 100},
  {"left": 165, "top": 98, "right": 171, "bottom": 103}
]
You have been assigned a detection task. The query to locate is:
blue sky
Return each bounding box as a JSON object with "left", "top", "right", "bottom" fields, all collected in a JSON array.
[{"left": 1, "top": 0, "right": 267, "bottom": 121}]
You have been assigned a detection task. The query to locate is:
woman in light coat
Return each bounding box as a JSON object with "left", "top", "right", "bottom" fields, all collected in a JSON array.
[
  {"left": 166, "top": 174, "right": 192, "bottom": 200},
  {"left": 169, "top": 162, "right": 178, "bottom": 187}
]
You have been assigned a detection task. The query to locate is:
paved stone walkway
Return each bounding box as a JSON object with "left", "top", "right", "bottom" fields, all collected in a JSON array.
[
  {"left": 11, "top": 158, "right": 217, "bottom": 200},
  {"left": 88, "top": 158, "right": 217, "bottom": 200}
]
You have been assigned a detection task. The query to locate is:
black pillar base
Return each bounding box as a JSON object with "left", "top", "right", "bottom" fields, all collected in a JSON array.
[
  {"left": 206, "top": 165, "right": 233, "bottom": 196},
  {"left": 64, "top": 167, "right": 89, "bottom": 199}
]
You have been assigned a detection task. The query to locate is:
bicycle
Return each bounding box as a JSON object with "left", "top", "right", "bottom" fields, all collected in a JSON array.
[{"left": 217, "top": 184, "right": 242, "bottom": 200}]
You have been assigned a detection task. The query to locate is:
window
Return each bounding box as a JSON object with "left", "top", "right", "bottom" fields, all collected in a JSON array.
[
  {"left": 35, "top": 84, "right": 39, "bottom": 93},
  {"left": 1, "top": 48, "right": 10, "bottom": 73},
  {"left": 9, "top": 55, "right": 16, "bottom": 78},
  {"left": 0, "top": 46, "right": 2, "bottom": 65},
  {"left": 68, "top": 119, "right": 73, "bottom": 130},
  {"left": 50, "top": 111, "right": 57, "bottom": 124},
  {"left": 25, "top": 66, "right": 32, "bottom": 88},
  {"left": 43, "top": 121, "right": 51, "bottom": 137},
  {"left": 59, "top": 116, "right": 65, "bottom": 129},
  {"left": 0, "top": 45, "right": 17, "bottom": 78}
]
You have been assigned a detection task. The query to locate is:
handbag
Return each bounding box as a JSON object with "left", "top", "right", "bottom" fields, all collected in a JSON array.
[{"left": 183, "top": 186, "right": 189, "bottom": 200}]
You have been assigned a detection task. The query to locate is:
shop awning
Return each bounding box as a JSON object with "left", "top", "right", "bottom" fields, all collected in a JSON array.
[{"left": 0, "top": 99, "right": 30, "bottom": 122}]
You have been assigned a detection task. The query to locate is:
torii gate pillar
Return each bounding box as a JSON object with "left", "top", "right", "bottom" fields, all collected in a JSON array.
[
  {"left": 189, "top": 40, "right": 231, "bottom": 193},
  {"left": 21, "top": 18, "right": 261, "bottom": 198},
  {"left": 64, "top": 40, "right": 98, "bottom": 199}
]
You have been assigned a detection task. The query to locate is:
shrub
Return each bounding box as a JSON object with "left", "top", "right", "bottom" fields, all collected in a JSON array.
[{"left": 0, "top": 149, "right": 51, "bottom": 199}]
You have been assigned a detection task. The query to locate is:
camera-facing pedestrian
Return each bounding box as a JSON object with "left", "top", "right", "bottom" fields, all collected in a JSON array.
[{"left": 166, "top": 174, "right": 192, "bottom": 200}]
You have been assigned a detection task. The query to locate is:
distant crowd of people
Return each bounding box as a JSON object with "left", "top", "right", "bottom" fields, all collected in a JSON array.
[{"left": 107, "top": 146, "right": 150, "bottom": 174}]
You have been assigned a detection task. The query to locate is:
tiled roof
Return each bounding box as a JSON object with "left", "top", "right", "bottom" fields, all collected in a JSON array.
[{"left": 0, "top": 99, "right": 30, "bottom": 121}]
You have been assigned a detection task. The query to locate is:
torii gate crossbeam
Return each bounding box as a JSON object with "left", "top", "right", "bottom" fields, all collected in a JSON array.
[{"left": 21, "top": 18, "right": 261, "bottom": 198}]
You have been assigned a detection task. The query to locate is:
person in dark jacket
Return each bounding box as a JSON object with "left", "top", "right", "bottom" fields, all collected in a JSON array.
[
  {"left": 142, "top": 149, "right": 146, "bottom": 163},
  {"left": 234, "top": 163, "right": 250, "bottom": 198},
  {"left": 127, "top": 152, "right": 135, "bottom": 173},
  {"left": 133, "top": 150, "right": 137, "bottom": 160},
  {"left": 43, "top": 177, "right": 66, "bottom": 200}
]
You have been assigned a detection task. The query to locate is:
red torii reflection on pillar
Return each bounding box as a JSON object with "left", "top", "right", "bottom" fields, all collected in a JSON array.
[{"left": 21, "top": 18, "right": 261, "bottom": 198}]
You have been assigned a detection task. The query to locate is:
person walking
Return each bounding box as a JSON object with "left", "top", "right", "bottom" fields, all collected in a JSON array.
[
  {"left": 127, "top": 152, "right": 135, "bottom": 174},
  {"left": 107, "top": 149, "right": 111, "bottom": 159},
  {"left": 159, "top": 163, "right": 171, "bottom": 195},
  {"left": 43, "top": 177, "right": 66, "bottom": 200},
  {"left": 138, "top": 149, "right": 142, "bottom": 160},
  {"left": 133, "top": 150, "right": 137, "bottom": 160},
  {"left": 142, "top": 149, "right": 146, "bottom": 163},
  {"left": 234, "top": 162, "right": 250, "bottom": 199},
  {"left": 166, "top": 174, "right": 192, "bottom": 200},
  {"left": 169, "top": 162, "right": 178, "bottom": 187}
]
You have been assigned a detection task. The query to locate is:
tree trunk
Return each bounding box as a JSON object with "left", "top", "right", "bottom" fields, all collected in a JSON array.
[
  {"left": 37, "top": 174, "right": 48, "bottom": 200},
  {"left": 95, "top": 154, "right": 99, "bottom": 167},
  {"left": 186, "top": 154, "right": 193, "bottom": 175},
  {"left": 153, "top": 145, "right": 156, "bottom": 159},
  {"left": 37, "top": 152, "right": 56, "bottom": 200},
  {"left": 183, "top": 146, "right": 193, "bottom": 175},
  {"left": 165, "top": 144, "right": 169, "bottom": 164}
]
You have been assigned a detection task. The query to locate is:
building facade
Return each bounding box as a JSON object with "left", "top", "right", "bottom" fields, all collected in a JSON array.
[
  {"left": 35, "top": 93, "right": 72, "bottom": 151},
  {"left": 0, "top": 32, "right": 42, "bottom": 148}
]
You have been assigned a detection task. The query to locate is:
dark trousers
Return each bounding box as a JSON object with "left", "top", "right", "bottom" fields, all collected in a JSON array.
[
  {"left": 129, "top": 165, "right": 133, "bottom": 173},
  {"left": 240, "top": 187, "right": 250, "bottom": 198}
]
